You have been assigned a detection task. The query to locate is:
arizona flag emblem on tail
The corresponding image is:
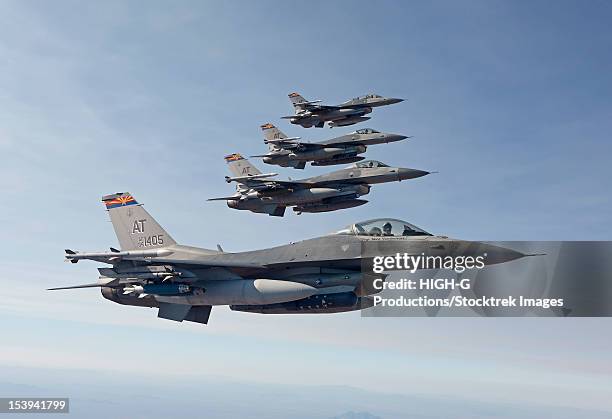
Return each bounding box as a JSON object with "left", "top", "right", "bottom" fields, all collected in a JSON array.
[
  {"left": 103, "top": 194, "right": 138, "bottom": 209},
  {"left": 224, "top": 153, "right": 244, "bottom": 162}
]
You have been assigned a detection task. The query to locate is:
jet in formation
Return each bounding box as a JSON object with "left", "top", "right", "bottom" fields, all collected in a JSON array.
[
  {"left": 283, "top": 92, "right": 403, "bottom": 128},
  {"left": 208, "top": 153, "right": 430, "bottom": 216},
  {"left": 252, "top": 123, "right": 410, "bottom": 169},
  {"left": 52, "top": 193, "right": 530, "bottom": 325}
]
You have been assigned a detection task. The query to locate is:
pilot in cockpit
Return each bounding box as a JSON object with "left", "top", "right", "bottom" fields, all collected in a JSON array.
[
  {"left": 369, "top": 227, "right": 382, "bottom": 236},
  {"left": 402, "top": 224, "right": 415, "bottom": 236},
  {"left": 382, "top": 222, "right": 393, "bottom": 236}
]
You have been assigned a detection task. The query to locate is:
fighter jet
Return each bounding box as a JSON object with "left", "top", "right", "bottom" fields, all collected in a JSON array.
[
  {"left": 52, "top": 193, "right": 530, "bottom": 325},
  {"left": 252, "top": 123, "right": 410, "bottom": 169},
  {"left": 283, "top": 92, "right": 403, "bottom": 128},
  {"left": 208, "top": 153, "right": 430, "bottom": 216}
]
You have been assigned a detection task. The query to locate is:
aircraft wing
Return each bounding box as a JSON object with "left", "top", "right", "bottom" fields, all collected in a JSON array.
[
  {"left": 265, "top": 138, "right": 327, "bottom": 151},
  {"left": 226, "top": 177, "right": 311, "bottom": 191},
  {"left": 149, "top": 258, "right": 266, "bottom": 270},
  {"left": 284, "top": 104, "right": 340, "bottom": 117},
  {"left": 303, "top": 103, "right": 340, "bottom": 111}
]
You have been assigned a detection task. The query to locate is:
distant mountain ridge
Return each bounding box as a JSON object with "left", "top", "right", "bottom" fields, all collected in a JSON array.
[{"left": 330, "top": 412, "right": 382, "bottom": 419}]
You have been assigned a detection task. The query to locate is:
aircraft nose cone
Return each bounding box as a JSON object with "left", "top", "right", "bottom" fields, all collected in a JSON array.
[
  {"left": 388, "top": 134, "right": 409, "bottom": 143},
  {"left": 387, "top": 98, "right": 404, "bottom": 105},
  {"left": 481, "top": 243, "right": 527, "bottom": 265},
  {"left": 398, "top": 168, "right": 430, "bottom": 180}
]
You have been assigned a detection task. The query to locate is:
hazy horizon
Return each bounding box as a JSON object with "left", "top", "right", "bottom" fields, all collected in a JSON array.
[{"left": 1, "top": 1, "right": 611, "bottom": 417}]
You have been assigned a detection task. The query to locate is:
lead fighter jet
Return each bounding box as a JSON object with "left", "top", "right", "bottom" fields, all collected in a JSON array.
[
  {"left": 252, "top": 123, "right": 410, "bottom": 169},
  {"left": 208, "top": 153, "right": 430, "bottom": 216},
  {"left": 283, "top": 92, "right": 403, "bottom": 128},
  {"left": 52, "top": 193, "right": 530, "bottom": 325}
]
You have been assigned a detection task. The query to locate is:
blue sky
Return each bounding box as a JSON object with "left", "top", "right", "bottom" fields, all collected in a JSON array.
[{"left": 1, "top": 1, "right": 611, "bottom": 418}]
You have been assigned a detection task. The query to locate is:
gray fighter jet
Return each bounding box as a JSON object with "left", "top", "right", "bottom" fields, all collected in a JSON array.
[
  {"left": 52, "top": 193, "right": 530, "bottom": 325},
  {"left": 252, "top": 123, "right": 410, "bottom": 169},
  {"left": 283, "top": 92, "right": 403, "bottom": 128},
  {"left": 208, "top": 153, "right": 430, "bottom": 216}
]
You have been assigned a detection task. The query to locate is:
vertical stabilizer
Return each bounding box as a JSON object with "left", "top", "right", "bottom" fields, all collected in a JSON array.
[
  {"left": 224, "top": 153, "right": 262, "bottom": 177},
  {"left": 101, "top": 192, "right": 177, "bottom": 251},
  {"left": 288, "top": 92, "right": 308, "bottom": 112},
  {"left": 260, "top": 123, "right": 288, "bottom": 152}
]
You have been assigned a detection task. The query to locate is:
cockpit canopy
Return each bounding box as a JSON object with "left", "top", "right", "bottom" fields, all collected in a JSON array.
[
  {"left": 355, "top": 128, "right": 380, "bottom": 134},
  {"left": 353, "top": 160, "right": 389, "bottom": 168},
  {"left": 333, "top": 218, "right": 432, "bottom": 237},
  {"left": 352, "top": 94, "right": 383, "bottom": 100}
]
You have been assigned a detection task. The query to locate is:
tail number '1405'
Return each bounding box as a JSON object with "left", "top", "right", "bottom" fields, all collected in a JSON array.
[{"left": 138, "top": 235, "right": 164, "bottom": 247}]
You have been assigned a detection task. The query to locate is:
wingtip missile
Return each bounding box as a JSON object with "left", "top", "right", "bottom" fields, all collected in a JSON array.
[
  {"left": 207, "top": 196, "right": 242, "bottom": 201},
  {"left": 225, "top": 173, "right": 278, "bottom": 183},
  {"left": 63, "top": 248, "right": 175, "bottom": 263},
  {"left": 263, "top": 137, "right": 301, "bottom": 144},
  {"left": 299, "top": 99, "right": 322, "bottom": 105}
]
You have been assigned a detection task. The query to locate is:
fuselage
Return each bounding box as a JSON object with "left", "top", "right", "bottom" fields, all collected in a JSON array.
[
  {"left": 101, "top": 231, "right": 526, "bottom": 309},
  {"left": 290, "top": 96, "right": 403, "bottom": 128},
  {"left": 262, "top": 131, "right": 408, "bottom": 168},
  {"left": 227, "top": 165, "right": 428, "bottom": 213}
]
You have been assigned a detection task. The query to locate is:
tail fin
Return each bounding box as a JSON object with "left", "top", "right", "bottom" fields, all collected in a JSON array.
[
  {"left": 260, "top": 123, "right": 287, "bottom": 151},
  {"left": 101, "top": 192, "right": 176, "bottom": 251},
  {"left": 288, "top": 92, "right": 308, "bottom": 111},
  {"left": 224, "top": 153, "right": 262, "bottom": 177}
]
